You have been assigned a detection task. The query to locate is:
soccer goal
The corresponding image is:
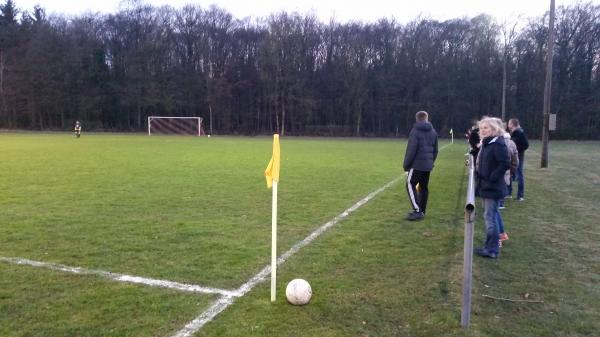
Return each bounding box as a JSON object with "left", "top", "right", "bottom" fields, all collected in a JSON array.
[{"left": 147, "top": 116, "right": 205, "bottom": 136}]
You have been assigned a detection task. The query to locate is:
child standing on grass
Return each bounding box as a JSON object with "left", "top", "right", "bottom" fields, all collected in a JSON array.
[{"left": 498, "top": 131, "right": 519, "bottom": 247}]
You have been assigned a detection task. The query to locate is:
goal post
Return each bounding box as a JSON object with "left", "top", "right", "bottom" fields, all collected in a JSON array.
[{"left": 147, "top": 116, "right": 205, "bottom": 136}]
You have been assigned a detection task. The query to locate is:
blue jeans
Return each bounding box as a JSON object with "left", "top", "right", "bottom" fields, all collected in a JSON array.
[
  {"left": 496, "top": 205, "right": 505, "bottom": 234},
  {"left": 515, "top": 153, "right": 525, "bottom": 199},
  {"left": 483, "top": 198, "right": 500, "bottom": 254}
]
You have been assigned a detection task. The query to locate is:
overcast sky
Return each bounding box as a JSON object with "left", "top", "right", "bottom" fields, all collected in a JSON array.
[{"left": 11, "top": 0, "right": 596, "bottom": 23}]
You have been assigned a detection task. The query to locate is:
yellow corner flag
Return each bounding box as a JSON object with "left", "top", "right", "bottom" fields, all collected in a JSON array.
[
  {"left": 265, "top": 134, "right": 281, "bottom": 302},
  {"left": 264, "top": 134, "right": 280, "bottom": 188}
]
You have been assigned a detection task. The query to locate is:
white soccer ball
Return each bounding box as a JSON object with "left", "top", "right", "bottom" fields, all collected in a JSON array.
[
  {"left": 207, "top": 135, "right": 211, "bottom": 138},
  {"left": 286, "top": 279, "right": 312, "bottom": 305}
]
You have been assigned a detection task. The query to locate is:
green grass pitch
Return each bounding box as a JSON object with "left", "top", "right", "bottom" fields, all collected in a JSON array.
[{"left": 1, "top": 133, "right": 599, "bottom": 336}]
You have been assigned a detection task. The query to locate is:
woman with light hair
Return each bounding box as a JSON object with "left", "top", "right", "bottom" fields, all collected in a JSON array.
[{"left": 474, "top": 117, "right": 510, "bottom": 259}]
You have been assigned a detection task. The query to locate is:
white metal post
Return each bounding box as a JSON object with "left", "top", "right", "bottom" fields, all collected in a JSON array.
[
  {"left": 461, "top": 154, "right": 476, "bottom": 327},
  {"left": 270, "top": 181, "right": 278, "bottom": 302},
  {"left": 148, "top": 117, "right": 151, "bottom": 136}
]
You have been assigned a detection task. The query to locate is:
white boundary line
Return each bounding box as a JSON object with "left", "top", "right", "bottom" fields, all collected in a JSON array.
[
  {"left": 0, "top": 257, "right": 239, "bottom": 297},
  {"left": 172, "top": 176, "right": 402, "bottom": 337},
  {"left": 173, "top": 141, "right": 454, "bottom": 337},
  {"left": 439, "top": 143, "right": 452, "bottom": 151},
  {"left": 2, "top": 141, "right": 453, "bottom": 336}
]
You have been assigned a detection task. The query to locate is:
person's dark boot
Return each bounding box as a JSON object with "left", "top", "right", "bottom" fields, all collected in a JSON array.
[
  {"left": 406, "top": 211, "right": 425, "bottom": 221},
  {"left": 474, "top": 248, "right": 498, "bottom": 259}
]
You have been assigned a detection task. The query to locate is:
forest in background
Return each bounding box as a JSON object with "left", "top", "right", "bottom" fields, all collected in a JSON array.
[{"left": 1, "top": 0, "right": 598, "bottom": 138}]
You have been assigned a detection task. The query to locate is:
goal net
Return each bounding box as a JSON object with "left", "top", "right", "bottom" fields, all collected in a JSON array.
[{"left": 147, "top": 116, "right": 205, "bottom": 136}]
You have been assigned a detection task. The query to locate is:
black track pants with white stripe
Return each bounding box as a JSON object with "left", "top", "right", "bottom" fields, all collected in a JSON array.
[{"left": 406, "top": 168, "right": 431, "bottom": 213}]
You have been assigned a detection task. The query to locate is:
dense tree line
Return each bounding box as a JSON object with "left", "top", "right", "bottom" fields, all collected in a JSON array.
[{"left": 1, "top": 0, "right": 599, "bottom": 138}]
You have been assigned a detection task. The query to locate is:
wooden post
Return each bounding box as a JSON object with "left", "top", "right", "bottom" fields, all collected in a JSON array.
[
  {"left": 502, "top": 49, "right": 507, "bottom": 122},
  {"left": 541, "top": 0, "right": 555, "bottom": 168}
]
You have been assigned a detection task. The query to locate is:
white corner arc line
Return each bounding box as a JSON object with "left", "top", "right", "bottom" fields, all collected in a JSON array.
[
  {"left": 172, "top": 296, "right": 235, "bottom": 337},
  {"left": 172, "top": 176, "right": 402, "bottom": 337},
  {"left": 0, "top": 257, "right": 239, "bottom": 297},
  {"left": 439, "top": 143, "right": 452, "bottom": 151},
  {"left": 173, "top": 142, "right": 455, "bottom": 337}
]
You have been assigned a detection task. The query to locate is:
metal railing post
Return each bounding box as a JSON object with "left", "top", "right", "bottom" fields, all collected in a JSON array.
[{"left": 461, "top": 153, "right": 476, "bottom": 328}]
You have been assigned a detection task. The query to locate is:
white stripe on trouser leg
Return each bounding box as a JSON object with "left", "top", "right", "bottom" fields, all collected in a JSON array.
[{"left": 406, "top": 169, "right": 420, "bottom": 212}]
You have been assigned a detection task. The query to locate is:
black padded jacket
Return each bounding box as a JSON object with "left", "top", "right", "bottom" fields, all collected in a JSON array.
[{"left": 403, "top": 121, "right": 439, "bottom": 172}]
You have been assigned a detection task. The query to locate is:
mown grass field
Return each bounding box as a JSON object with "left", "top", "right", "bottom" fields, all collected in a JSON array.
[{"left": 1, "top": 133, "right": 598, "bottom": 337}]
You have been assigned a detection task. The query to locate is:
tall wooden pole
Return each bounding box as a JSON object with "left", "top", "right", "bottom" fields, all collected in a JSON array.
[
  {"left": 0, "top": 50, "right": 5, "bottom": 126},
  {"left": 502, "top": 51, "right": 507, "bottom": 122},
  {"left": 541, "top": 0, "right": 555, "bottom": 168}
]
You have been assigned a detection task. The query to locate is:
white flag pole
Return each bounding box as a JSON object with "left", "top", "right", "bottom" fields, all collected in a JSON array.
[
  {"left": 451, "top": 129, "right": 454, "bottom": 144},
  {"left": 270, "top": 180, "right": 278, "bottom": 302}
]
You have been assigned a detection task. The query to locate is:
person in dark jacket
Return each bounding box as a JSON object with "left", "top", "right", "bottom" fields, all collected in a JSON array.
[
  {"left": 508, "top": 118, "right": 529, "bottom": 201},
  {"left": 403, "top": 110, "right": 438, "bottom": 221},
  {"left": 467, "top": 122, "right": 480, "bottom": 167},
  {"left": 474, "top": 117, "right": 510, "bottom": 258},
  {"left": 74, "top": 120, "right": 82, "bottom": 138}
]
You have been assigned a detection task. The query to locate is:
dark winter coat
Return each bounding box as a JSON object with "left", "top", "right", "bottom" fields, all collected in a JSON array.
[
  {"left": 468, "top": 127, "right": 480, "bottom": 165},
  {"left": 476, "top": 136, "right": 510, "bottom": 199},
  {"left": 468, "top": 127, "right": 480, "bottom": 153},
  {"left": 403, "top": 121, "right": 439, "bottom": 172},
  {"left": 510, "top": 127, "right": 529, "bottom": 155},
  {"left": 506, "top": 138, "right": 519, "bottom": 174}
]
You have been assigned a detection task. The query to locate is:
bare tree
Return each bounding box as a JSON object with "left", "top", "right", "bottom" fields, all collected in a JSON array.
[{"left": 500, "top": 16, "right": 521, "bottom": 121}]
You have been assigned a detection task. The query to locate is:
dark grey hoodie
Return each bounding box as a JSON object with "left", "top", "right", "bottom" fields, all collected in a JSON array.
[{"left": 403, "top": 121, "right": 439, "bottom": 172}]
